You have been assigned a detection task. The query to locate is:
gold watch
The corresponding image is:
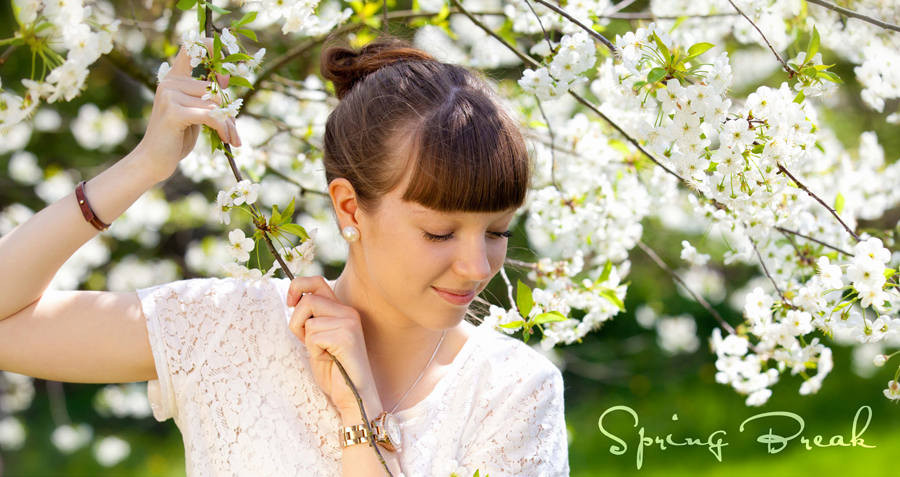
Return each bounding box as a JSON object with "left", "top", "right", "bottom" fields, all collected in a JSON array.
[{"left": 339, "top": 411, "right": 402, "bottom": 452}]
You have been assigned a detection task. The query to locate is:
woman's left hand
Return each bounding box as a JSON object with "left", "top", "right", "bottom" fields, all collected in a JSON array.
[{"left": 285, "top": 276, "right": 379, "bottom": 412}]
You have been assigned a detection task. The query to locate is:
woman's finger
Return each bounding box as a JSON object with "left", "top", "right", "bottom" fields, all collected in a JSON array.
[
  {"left": 216, "top": 72, "right": 230, "bottom": 90},
  {"left": 176, "top": 94, "right": 218, "bottom": 111},
  {"left": 225, "top": 118, "right": 241, "bottom": 147},
  {"left": 287, "top": 276, "right": 340, "bottom": 307},
  {"left": 288, "top": 293, "right": 350, "bottom": 341},
  {"left": 177, "top": 106, "right": 231, "bottom": 144},
  {"left": 167, "top": 78, "right": 213, "bottom": 98}
]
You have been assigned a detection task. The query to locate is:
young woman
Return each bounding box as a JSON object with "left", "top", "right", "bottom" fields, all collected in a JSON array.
[{"left": 0, "top": 34, "right": 570, "bottom": 477}]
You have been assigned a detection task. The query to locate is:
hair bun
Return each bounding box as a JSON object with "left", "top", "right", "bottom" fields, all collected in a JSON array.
[{"left": 320, "top": 36, "right": 436, "bottom": 100}]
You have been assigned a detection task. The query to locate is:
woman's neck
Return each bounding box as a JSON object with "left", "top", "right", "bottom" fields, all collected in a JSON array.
[{"left": 331, "top": 270, "right": 473, "bottom": 411}]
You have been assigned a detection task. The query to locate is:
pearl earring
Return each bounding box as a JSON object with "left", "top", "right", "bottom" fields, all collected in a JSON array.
[{"left": 341, "top": 226, "right": 360, "bottom": 242}]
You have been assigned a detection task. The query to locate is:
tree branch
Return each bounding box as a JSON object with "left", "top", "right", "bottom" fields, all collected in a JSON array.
[
  {"left": 530, "top": 0, "right": 616, "bottom": 53},
  {"left": 777, "top": 163, "right": 861, "bottom": 243},
  {"left": 636, "top": 240, "right": 746, "bottom": 340},
  {"left": 774, "top": 226, "right": 854, "bottom": 256},
  {"left": 727, "top": 0, "right": 798, "bottom": 78},
  {"left": 806, "top": 0, "right": 900, "bottom": 33},
  {"left": 750, "top": 238, "right": 793, "bottom": 309}
]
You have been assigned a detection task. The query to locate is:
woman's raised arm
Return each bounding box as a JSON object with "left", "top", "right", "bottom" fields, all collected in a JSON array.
[{"left": 0, "top": 40, "right": 239, "bottom": 384}]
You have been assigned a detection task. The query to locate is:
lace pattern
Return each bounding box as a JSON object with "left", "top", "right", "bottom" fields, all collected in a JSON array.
[{"left": 137, "top": 276, "right": 570, "bottom": 476}]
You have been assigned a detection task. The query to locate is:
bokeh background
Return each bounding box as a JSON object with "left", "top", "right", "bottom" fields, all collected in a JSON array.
[{"left": 1, "top": 0, "right": 899, "bottom": 475}]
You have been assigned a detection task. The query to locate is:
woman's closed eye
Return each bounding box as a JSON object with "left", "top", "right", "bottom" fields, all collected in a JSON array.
[{"left": 422, "top": 230, "right": 514, "bottom": 242}]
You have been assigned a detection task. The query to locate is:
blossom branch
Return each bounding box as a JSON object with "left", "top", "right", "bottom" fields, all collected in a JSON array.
[
  {"left": 448, "top": 0, "right": 686, "bottom": 184},
  {"left": 727, "top": 0, "right": 798, "bottom": 78},
  {"left": 774, "top": 226, "right": 854, "bottom": 257},
  {"left": 776, "top": 163, "right": 861, "bottom": 242},
  {"left": 530, "top": 0, "right": 616, "bottom": 53},
  {"left": 805, "top": 0, "right": 900, "bottom": 33},
  {"left": 750, "top": 238, "right": 793, "bottom": 309},
  {"left": 636, "top": 240, "right": 750, "bottom": 345},
  {"left": 598, "top": 12, "right": 740, "bottom": 20}
]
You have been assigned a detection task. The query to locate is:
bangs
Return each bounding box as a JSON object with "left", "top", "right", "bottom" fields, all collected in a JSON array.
[{"left": 392, "top": 87, "right": 532, "bottom": 214}]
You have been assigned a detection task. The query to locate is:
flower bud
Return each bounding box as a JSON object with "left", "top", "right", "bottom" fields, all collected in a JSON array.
[{"left": 873, "top": 354, "right": 887, "bottom": 367}]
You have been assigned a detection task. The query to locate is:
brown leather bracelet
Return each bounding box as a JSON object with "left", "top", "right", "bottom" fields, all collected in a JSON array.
[{"left": 75, "top": 180, "right": 112, "bottom": 232}]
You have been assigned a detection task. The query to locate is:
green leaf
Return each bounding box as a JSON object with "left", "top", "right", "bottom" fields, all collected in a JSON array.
[
  {"left": 209, "top": 131, "right": 222, "bottom": 154},
  {"left": 647, "top": 67, "right": 667, "bottom": 84},
  {"left": 234, "top": 10, "right": 257, "bottom": 27},
  {"left": 817, "top": 70, "right": 843, "bottom": 84},
  {"left": 751, "top": 143, "right": 765, "bottom": 154},
  {"left": 281, "top": 197, "right": 296, "bottom": 222},
  {"left": 228, "top": 76, "right": 253, "bottom": 89},
  {"left": 222, "top": 53, "right": 252, "bottom": 62},
  {"left": 213, "top": 32, "right": 223, "bottom": 62},
  {"left": 806, "top": 26, "right": 820, "bottom": 63},
  {"left": 281, "top": 223, "right": 310, "bottom": 240},
  {"left": 833, "top": 299, "right": 853, "bottom": 313},
  {"left": 517, "top": 279, "right": 533, "bottom": 319},
  {"left": 670, "top": 16, "right": 688, "bottom": 33},
  {"left": 533, "top": 311, "right": 568, "bottom": 324},
  {"left": 834, "top": 192, "right": 844, "bottom": 214},
  {"left": 599, "top": 288, "right": 625, "bottom": 311},
  {"left": 706, "top": 161, "right": 718, "bottom": 172},
  {"left": 498, "top": 320, "right": 526, "bottom": 329},
  {"left": 652, "top": 32, "right": 670, "bottom": 66},
  {"left": 176, "top": 0, "right": 197, "bottom": 10},
  {"left": 793, "top": 88, "right": 805, "bottom": 104},
  {"left": 523, "top": 330, "right": 530, "bottom": 343},
  {"left": 197, "top": 5, "right": 205, "bottom": 27},
  {"left": 207, "top": 3, "right": 230, "bottom": 14},
  {"left": 599, "top": 260, "right": 613, "bottom": 282},
  {"left": 235, "top": 28, "right": 257, "bottom": 42},
  {"left": 685, "top": 42, "right": 714, "bottom": 61},
  {"left": 884, "top": 268, "right": 896, "bottom": 279},
  {"left": 271, "top": 204, "right": 282, "bottom": 224}
]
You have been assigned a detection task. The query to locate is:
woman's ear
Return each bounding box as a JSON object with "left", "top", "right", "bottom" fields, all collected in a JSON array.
[{"left": 329, "top": 178, "right": 361, "bottom": 228}]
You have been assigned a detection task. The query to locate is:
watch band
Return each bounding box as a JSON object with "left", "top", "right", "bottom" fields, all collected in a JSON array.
[{"left": 339, "top": 423, "right": 373, "bottom": 448}]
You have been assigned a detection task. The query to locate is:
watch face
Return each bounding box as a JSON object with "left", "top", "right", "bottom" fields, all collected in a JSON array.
[{"left": 385, "top": 414, "right": 402, "bottom": 445}]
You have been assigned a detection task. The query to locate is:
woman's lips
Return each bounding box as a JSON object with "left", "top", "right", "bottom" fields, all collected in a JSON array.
[{"left": 432, "top": 286, "right": 476, "bottom": 305}]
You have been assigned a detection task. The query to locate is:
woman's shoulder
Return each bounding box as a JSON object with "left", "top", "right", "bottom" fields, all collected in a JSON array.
[{"left": 467, "top": 320, "right": 564, "bottom": 384}]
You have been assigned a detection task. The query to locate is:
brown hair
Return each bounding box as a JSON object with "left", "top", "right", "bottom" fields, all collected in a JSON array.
[{"left": 319, "top": 33, "right": 534, "bottom": 322}]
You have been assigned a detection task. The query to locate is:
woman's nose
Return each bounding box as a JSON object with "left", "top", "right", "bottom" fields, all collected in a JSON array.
[{"left": 455, "top": 237, "right": 492, "bottom": 281}]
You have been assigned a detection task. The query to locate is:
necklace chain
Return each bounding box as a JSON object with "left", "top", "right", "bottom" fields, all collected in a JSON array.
[{"left": 333, "top": 278, "right": 446, "bottom": 415}]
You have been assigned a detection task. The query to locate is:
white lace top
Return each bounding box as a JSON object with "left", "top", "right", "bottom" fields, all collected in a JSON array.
[{"left": 136, "top": 276, "right": 570, "bottom": 477}]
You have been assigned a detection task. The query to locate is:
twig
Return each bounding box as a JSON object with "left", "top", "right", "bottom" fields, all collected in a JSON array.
[
  {"left": 448, "top": 0, "right": 686, "bottom": 185},
  {"left": 776, "top": 163, "right": 861, "bottom": 242},
  {"left": 727, "top": 0, "right": 798, "bottom": 78},
  {"left": 806, "top": 0, "right": 900, "bottom": 33},
  {"left": 242, "top": 8, "right": 454, "bottom": 106},
  {"left": 774, "top": 226, "right": 854, "bottom": 256},
  {"left": 535, "top": 99, "right": 563, "bottom": 192},
  {"left": 598, "top": 12, "right": 740, "bottom": 20},
  {"left": 750, "top": 238, "right": 793, "bottom": 309},
  {"left": 530, "top": 0, "right": 616, "bottom": 53},
  {"left": 263, "top": 164, "right": 329, "bottom": 198},
  {"left": 499, "top": 266, "right": 518, "bottom": 312},
  {"left": 0, "top": 46, "right": 17, "bottom": 67},
  {"left": 604, "top": 0, "right": 640, "bottom": 16},
  {"left": 636, "top": 240, "right": 744, "bottom": 339}
]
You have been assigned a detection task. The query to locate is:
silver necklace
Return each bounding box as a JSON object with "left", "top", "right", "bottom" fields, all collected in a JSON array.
[{"left": 334, "top": 279, "right": 446, "bottom": 415}]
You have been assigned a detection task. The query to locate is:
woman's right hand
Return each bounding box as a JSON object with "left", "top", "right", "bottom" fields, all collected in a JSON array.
[{"left": 135, "top": 37, "right": 242, "bottom": 183}]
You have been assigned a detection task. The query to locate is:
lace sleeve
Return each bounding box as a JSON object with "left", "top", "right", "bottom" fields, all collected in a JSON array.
[
  {"left": 135, "top": 277, "right": 279, "bottom": 423},
  {"left": 459, "top": 362, "right": 570, "bottom": 477}
]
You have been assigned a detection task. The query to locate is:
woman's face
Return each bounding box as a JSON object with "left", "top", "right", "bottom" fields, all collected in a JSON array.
[{"left": 341, "top": 179, "right": 519, "bottom": 331}]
